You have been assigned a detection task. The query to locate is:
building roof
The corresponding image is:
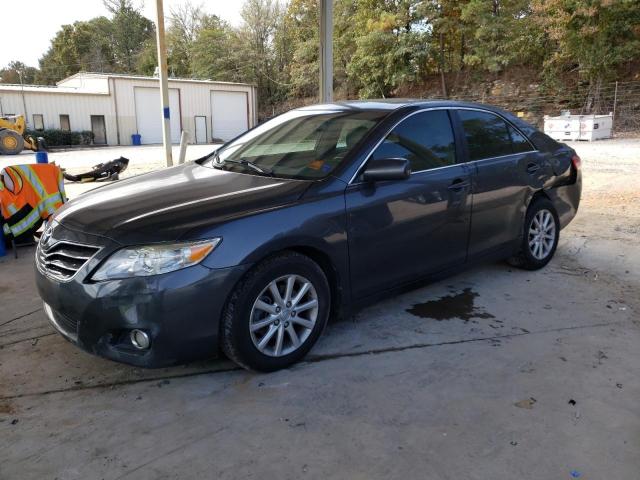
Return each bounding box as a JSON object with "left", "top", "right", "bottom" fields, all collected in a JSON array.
[
  {"left": 0, "top": 84, "right": 108, "bottom": 95},
  {"left": 57, "top": 72, "right": 256, "bottom": 88},
  {"left": 0, "top": 72, "right": 254, "bottom": 95}
]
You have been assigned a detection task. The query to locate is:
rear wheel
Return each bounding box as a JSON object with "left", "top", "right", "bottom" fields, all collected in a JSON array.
[
  {"left": 221, "top": 251, "right": 330, "bottom": 372},
  {"left": 509, "top": 198, "right": 560, "bottom": 270},
  {"left": 0, "top": 129, "right": 24, "bottom": 155}
]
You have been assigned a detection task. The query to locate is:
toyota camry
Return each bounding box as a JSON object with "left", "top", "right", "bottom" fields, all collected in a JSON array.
[{"left": 36, "top": 100, "right": 582, "bottom": 371}]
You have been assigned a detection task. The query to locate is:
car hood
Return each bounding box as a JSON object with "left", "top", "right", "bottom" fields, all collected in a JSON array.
[{"left": 55, "top": 163, "right": 310, "bottom": 244}]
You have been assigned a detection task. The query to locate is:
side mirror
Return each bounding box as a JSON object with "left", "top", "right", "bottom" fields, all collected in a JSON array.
[{"left": 362, "top": 158, "right": 411, "bottom": 182}]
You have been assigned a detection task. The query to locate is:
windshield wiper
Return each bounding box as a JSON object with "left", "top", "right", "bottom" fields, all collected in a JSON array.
[{"left": 220, "top": 158, "right": 273, "bottom": 176}]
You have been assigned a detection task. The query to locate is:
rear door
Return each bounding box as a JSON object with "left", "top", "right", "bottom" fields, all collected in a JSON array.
[
  {"left": 346, "top": 109, "right": 472, "bottom": 299},
  {"left": 454, "top": 109, "right": 542, "bottom": 257}
]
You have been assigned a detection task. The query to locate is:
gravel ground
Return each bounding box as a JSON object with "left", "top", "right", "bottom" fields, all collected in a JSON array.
[
  {"left": 568, "top": 138, "right": 640, "bottom": 232},
  {"left": 565, "top": 138, "right": 640, "bottom": 260}
]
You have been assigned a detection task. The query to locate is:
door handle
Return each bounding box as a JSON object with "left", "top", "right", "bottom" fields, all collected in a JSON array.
[
  {"left": 526, "top": 163, "right": 541, "bottom": 174},
  {"left": 448, "top": 178, "right": 469, "bottom": 192}
]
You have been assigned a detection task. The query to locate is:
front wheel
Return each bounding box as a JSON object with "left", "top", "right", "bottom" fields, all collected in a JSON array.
[
  {"left": 221, "top": 252, "right": 330, "bottom": 372},
  {"left": 0, "top": 129, "right": 24, "bottom": 155},
  {"left": 509, "top": 198, "right": 560, "bottom": 270}
]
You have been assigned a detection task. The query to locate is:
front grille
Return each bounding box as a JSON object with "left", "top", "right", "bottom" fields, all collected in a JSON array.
[{"left": 37, "top": 240, "right": 100, "bottom": 281}]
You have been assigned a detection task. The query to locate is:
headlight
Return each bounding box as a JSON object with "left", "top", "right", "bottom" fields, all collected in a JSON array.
[{"left": 91, "top": 239, "right": 221, "bottom": 281}]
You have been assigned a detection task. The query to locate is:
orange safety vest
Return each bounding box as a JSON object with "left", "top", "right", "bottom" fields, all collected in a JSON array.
[{"left": 0, "top": 164, "right": 66, "bottom": 239}]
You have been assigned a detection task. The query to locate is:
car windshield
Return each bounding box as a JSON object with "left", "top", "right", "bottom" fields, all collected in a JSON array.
[{"left": 202, "top": 109, "right": 386, "bottom": 180}]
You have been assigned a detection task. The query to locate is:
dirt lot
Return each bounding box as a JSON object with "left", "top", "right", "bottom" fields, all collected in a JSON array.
[{"left": 1, "top": 139, "right": 639, "bottom": 479}]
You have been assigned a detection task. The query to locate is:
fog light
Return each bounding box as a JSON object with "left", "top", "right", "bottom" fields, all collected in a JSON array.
[{"left": 130, "top": 329, "right": 150, "bottom": 350}]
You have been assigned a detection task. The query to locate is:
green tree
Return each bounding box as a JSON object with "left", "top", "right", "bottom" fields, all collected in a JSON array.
[
  {"left": 460, "top": 0, "right": 544, "bottom": 73},
  {"left": 103, "top": 0, "right": 155, "bottom": 72},
  {"left": 533, "top": 0, "right": 640, "bottom": 87},
  {"left": 280, "top": 0, "right": 318, "bottom": 99},
  {"left": 0, "top": 61, "right": 39, "bottom": 84},
  {"left": 348, "top": 0, "right": 428, "bottom": 98},
  {"left": 191, "top": 15, "right": 243, "bottom": 81},
  {"left": 36, "top": 17, "right": 116, "bottom": 84},
  {"left": 237, "top": 0, "right": 287, "bottom": 109},
  {"left": 166, "top": 2, "right": 205, "bottom": 77},
  {"left": 134, "top": 37, "right": 159, "bottom": 76}
]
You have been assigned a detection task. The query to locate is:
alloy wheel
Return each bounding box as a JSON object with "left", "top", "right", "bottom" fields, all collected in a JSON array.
[
  {"left": 528, "top": 209, "right": 556, "bottom": 260},
  {"left": 249, "top": 274, "right": 319, "bottom": 357}
]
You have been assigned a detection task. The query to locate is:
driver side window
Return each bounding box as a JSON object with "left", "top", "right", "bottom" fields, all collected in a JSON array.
[{"left": 371, "top": 110, "right": 456, "bottom": 173}]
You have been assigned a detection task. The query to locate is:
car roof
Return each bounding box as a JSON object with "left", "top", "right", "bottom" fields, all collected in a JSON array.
[
  {"left": 294, "top": 99, "right": 562, "bottom": 154},
  {"left": 295, "top": 99, "right": 504, "bottom": 113}
]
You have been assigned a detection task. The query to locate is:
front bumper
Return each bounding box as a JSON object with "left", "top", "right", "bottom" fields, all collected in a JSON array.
[{"left": 35, "top": 224, "right": 250, "bottom": 367}]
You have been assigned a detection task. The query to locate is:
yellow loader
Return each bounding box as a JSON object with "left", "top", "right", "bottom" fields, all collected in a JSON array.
[{"left": 0, "top": 115, "right": 39, "bottom": 155}]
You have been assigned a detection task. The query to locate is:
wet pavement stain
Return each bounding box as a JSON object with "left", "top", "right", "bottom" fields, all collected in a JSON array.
[{"left": 406, "top": 288, "right": 495, "bottom": 321}]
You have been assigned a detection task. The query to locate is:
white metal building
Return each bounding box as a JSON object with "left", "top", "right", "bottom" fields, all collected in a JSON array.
[{"left": 0, "top": 73, "right": 258, "bottom": 145}]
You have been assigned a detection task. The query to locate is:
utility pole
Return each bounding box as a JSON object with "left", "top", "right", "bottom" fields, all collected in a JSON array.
[
  {"left": 154, "top": 0, "right": 173, "bottom": 167},
  {"left": 18, "top": 69, "right": 29, "bottom": 127},
  {"left": 319, "top": 0, "right": 333, "bottom": 103}
]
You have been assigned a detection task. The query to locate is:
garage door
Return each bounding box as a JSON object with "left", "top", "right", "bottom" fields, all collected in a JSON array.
[
  {"left": 211, "top": 91, "right": 248, "bottom": 142},
  {"left": 134, "top": 87, "right": 181, "bottom": 144}
]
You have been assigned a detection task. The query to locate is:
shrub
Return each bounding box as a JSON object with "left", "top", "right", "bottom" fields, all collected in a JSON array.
[{"left": 25, "top": 129, "right": 94, "bottom": 147}]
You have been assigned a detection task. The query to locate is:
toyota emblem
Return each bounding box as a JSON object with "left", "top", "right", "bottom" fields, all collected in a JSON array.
[{"left": 41, "top": 223, "right": 54, "bottom": 245}]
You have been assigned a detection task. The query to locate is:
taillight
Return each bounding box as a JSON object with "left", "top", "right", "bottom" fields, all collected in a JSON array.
[{"left": 571, "top": 154, "right": 582, "bottom": 170}]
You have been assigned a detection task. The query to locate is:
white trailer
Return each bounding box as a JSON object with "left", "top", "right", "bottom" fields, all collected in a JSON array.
[{"left": 544, "top": 113, "right": 613, "bottom": 141}]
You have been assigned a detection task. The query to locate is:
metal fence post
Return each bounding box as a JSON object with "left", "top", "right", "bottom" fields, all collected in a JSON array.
[{"left": 612, "top": 81, "right": 619, "bottom": 135}]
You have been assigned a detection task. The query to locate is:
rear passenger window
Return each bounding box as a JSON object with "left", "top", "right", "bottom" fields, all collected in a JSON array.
[
  {"left": 458, "top": 110, "right": 513, "bottom": 161},
  {"left": 372, "top": 110, "right": 456, "bottom": 172},
  {"left": 508, "top": 124, "right": 534, "bottom": 153}
]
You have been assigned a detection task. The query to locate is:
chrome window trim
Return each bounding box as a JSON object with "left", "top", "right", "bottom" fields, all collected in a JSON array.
[
  {"left": 466, "top": 150, "right": 540, "bottom": 165},
  {"left": 348, "top": 106, "right": 537, "bottom": 185}
]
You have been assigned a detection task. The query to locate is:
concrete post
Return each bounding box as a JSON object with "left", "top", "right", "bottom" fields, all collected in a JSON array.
[
  {"left": 319, "top": 0, "right": 333, "bottom": 103},
  {"left": 154, "top": 0, "right": 173, "bottom": 167},
  {"left": 178, "top": 130, "right": 189, "bottom": 165}
]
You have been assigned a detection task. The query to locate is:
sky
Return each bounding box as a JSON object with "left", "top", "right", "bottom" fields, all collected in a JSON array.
[{"left": 1, "top": 0, "right": 244, "bottom": 68}]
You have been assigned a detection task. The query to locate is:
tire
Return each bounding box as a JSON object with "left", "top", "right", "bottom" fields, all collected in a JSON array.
[
  {"left": 509, "top": 198, "right": 560, "bottom": 270},
  {"left": 221, "top": 251, "right": 330, "bottom": 372},
  {"left": 0, "top": 129, "right": 24, "bottom": 155}
]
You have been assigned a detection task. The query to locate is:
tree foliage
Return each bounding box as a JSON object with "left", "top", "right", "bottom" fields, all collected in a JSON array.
[
  {"left": 0, "top": 61, "right": 39, "bottom": 84},
  {"left": 532, "top": 0, "right": 640, "bottom": 84},
  {"left": 35, "top": 17, "right": 116, "bottom": 84},
  {"left": 104, "top": 0, "right": 155, "bottom": 71},
  {"left": 26, "top": 1, "right": 153, "bottom": 84}
]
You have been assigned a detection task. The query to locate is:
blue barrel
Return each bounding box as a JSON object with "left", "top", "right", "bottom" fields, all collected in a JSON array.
[
  {"left": 0, "top": 233, "right": 6, "bottom": 258},
  {"left": 36, "top": 151, "right": 49, "bottom": 164},
  {"left": 131, "top": 134, "right": 142, "bottom": 146}
]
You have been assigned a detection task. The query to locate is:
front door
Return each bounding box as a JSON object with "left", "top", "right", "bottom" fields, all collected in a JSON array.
[
  {"left": 195, "top": 116, "right": 207, "bottom": 144},
  {"left": 346, "top": 109, "right": 472, "bottom": 299},
  {"left": 90, "top": 115, "right": 107, "bottom": 145}
]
